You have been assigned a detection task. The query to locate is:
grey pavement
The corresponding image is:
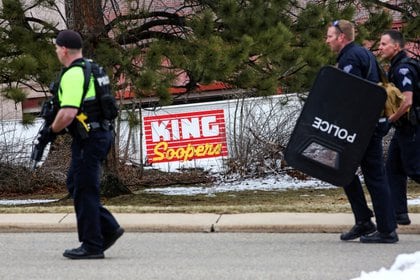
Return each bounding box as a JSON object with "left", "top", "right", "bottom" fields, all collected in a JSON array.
[
  {"left": 1, "top": 212, "right": 420, "bottom": 233},
  {"left": 2, "top": 232, "right": 419, "bottom": 280}
]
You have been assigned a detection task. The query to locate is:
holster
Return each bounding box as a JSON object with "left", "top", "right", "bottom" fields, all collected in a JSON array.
[
  {"left": 70, "top": 113, "right": 90, "bottom": 140},
  {"left": 76, "top": 122, "right": 89, "bottom": 139}
]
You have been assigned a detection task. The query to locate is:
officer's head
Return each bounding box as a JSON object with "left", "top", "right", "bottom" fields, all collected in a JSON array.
[
  {"left": 54, "top": 30, "right": 83, "bottom": 66},
  {"left": 55, "top": 30, "right": 82, "bottom": 49},
  {"left": 378, "top": 30, "right": 405, "bottom": 61},
  {"left": 325, "top": 20, "right": 355, "bottom": 53}
]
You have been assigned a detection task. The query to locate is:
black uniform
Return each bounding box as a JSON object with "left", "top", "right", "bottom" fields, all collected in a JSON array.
[
  {"left": 337, "top": 42, "right": 397, "bottom": 235},
  {"left": 59, "top": 59, "right": 123, "bottom": 258},
  {"left": 386, "top": 51, "right": 420, "bottom": 220}
]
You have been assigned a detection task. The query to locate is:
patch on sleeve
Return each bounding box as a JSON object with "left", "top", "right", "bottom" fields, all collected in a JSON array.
[
  {"left": 402, "top": 76, "right": 412, "bottom": 87},
  {"left": 343, "top": 65, "right": 353, "bottom": 73},
  {"left": 399, "top": 68, "right": 409, "bottom": 75}
]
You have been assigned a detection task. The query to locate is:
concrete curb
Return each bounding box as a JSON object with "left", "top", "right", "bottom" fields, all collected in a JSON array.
[{"left": 0, "top": 213, "right": 419, "bottom": 233}]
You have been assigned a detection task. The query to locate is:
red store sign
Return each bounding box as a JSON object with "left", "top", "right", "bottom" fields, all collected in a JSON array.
[{"left": 144, "top": 110, "right": 228, "bottom": 163}]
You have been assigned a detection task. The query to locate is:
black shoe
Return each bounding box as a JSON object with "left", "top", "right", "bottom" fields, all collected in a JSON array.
[
  {"left": 103, "top": 227, "right": 125, "bottom": 251},
  {"left": 360, "top": 230, "right": 399, "bottom": 244},
  {"left": 63, "top": 246, "right": 104, "bottom": 259},
  {"left": 396, "top": 213, "right": 411, "bottom": 225},
  {"left": 340, "top": 220, "right": 376, "bottom": 241}
]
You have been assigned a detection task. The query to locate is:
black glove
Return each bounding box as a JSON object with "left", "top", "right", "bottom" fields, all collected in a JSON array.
[
  {"left": 375, "top": 118, "right": 391, "bottom": 137},
  {"left": 37, "top": 126, "right": 57, "bottom": 145}
]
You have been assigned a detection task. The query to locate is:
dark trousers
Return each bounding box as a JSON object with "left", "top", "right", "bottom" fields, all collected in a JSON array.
[
  {"left": 66, "top": 130, "right": 120, "bottom": 252},
  {"left": 343, "top": 126, "right": 396, "bottom": 233},
  {"left": 386, "top": 125, "right": 420, "bottom": 215}
]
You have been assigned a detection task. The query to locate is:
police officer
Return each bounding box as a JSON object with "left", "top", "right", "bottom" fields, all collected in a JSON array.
[
  {"left": 38, "top": 30, "right": 124, "bottom": 259},
  {"left": 378, "top": 29, "right": 420, "bottom": 226},
  {"left": 325, "top": 20, "right": 398, "bottom": 243}
]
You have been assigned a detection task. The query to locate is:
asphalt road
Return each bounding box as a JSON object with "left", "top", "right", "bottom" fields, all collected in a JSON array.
[{"left": 0, "top": 232, "right": 419, "bottom": 280}]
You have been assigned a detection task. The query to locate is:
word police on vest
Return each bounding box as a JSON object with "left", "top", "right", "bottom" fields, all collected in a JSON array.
[
  {"left": 96, "top": 75, "right": 110, "bottom": 86},
  {"left": 285, "top": 66, "right": 386, "bottom": 186}
]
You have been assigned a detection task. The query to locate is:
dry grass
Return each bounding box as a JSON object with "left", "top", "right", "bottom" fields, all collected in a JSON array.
[
  {"left": 1, "top": 155, "right": 419, "bottom": 214},
  {"left": 1, "top": 183, "right": 419, "bottom": 214}
]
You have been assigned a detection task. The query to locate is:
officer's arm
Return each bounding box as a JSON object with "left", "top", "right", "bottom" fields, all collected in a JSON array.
[
  {"left": 340, "top": 57, "right": 363, "bottom": 77},
  {"left": 388, "top": 91, "right": 413, "bottom": 123},
  {"left": 51, "top": 107, "right": 78, "bottom": 133}
]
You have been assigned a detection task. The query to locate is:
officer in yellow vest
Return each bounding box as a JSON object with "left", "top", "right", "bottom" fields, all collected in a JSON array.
[{"left": 39, "top": 30, "right": 124, "bottom": 259}]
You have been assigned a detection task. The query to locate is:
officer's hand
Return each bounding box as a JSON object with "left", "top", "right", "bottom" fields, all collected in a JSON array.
[{"left": 37, "top": 126, "right": 57, "bottom": 145}]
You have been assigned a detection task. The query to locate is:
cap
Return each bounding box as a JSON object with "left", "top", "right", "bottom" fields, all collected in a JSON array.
[{"left": 55, "top": 30, "right": 83, "bottom": 49}]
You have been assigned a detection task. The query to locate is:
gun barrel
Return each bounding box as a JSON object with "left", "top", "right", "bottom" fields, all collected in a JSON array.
[
  {"left": 31, "top": 144, "right": 44, "bottom": 162},
  {"left": 31, "top": 141, "right": 47, "bottom": 170}
]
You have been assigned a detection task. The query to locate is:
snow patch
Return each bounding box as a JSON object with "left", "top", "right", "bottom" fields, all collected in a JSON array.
[
  {"left": 351, "top": 251, "right": 420, "bottom": 280},
  {"left": 145, "top": 174, "right": 335, "bottom": 196},
  {"left": 0, "top": 199, "right": 58, "bottom": 206}
]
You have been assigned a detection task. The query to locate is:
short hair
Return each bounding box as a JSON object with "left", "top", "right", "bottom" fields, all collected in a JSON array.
[
  {"left": 382, "top": 29, "right": 405, "bottom": 48},
  {"left": 331, "top": 19, "right": 355, "bottom": 41},
  {"left": 55, "top": 30, "right": 83, "bottom": 49}
]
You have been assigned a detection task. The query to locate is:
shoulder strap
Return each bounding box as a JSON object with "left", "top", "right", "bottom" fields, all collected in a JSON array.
[
  {"left": 374, "top": 60, "right": 388, "bottom": 84},
  {"left": 366, "top": 57, "right": 372, "bottom": 80},
  {"left": 61, "top": 58, "right": 92, "bottom": 110},
  {"left": 363, "top": 48, "right": 373, "bottom": 80},
  {"left": 81, "top": 58, "right": 92, "bottom": 103},
  {"left": 400, "top": 57, "right": 419, "bottom": 65}
]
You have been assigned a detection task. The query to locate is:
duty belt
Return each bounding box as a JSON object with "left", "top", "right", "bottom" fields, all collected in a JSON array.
[{"left": 89, "top": 120, "right": 112, "bottom": 131}]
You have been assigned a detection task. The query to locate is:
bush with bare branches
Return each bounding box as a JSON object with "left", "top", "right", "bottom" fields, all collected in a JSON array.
[{"left": 225, "top": 93, "right": 305, "bottom": 177}]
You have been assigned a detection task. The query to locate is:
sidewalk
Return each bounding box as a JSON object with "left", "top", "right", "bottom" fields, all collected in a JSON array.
[{"left": 1, "top": 213, "right": 420, "bottom": 233}]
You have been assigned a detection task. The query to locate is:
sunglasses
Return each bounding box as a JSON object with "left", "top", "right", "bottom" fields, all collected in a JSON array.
[{"left": 332, "top": 20, "right": 344, "bottom": 34}]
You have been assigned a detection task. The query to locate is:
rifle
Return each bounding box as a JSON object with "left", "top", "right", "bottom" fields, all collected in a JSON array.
[{"left": 30, "top": 82, "right": 59, "bottom": 169}]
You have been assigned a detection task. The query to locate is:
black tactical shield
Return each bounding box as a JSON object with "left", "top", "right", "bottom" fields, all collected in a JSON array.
[{"left": 284, "top": 66, "right": 387, "bottom": 186}]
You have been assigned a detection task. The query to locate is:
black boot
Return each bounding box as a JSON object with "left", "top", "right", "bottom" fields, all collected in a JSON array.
[
  {"left": 63, "top": 246, "right": 104, "bottom": 259},
  {"left": 340, "top": 220, "right": 376, "bottom": 241},
  {"left": 360, "top": 230, "right": 399, "bottom": 243},
  {"left": 103, "top": 227, "right": 125, "bottom": 251},
  {"left": 396, "top": 213, "right": 411, "bottom": 225}
]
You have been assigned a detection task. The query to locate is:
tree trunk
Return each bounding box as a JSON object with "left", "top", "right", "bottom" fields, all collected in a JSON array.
[
  {"left": 65, "top": 0, "right": 105, "bottom": 57},
  {"left": 58, "top": 0, "right": 130, "bottom": 197}
]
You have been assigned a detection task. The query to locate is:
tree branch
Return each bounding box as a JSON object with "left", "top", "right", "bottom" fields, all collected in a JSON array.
[
  {"left": 105, "top": 11, "right": 185, "bottom": 33},
  {"left": 365, "top": 0, "right": 415, "bottom": 17}
]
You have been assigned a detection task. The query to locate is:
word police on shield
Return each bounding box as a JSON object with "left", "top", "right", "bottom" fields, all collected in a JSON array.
[{"left": 284, "top": 66, "right": 387, "bottom": 186}]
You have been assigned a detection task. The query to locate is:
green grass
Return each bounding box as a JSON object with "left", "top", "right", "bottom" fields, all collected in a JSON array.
[{"left": 1, "top": 183, "right": 419, "bottom": 214}]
